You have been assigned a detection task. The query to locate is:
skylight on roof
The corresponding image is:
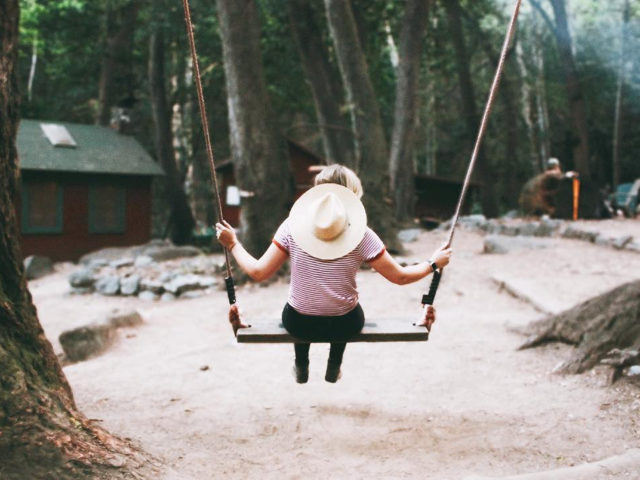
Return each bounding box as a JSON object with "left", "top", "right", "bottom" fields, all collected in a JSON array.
[{"left": 40, "top": 123, "right": 77, "bottom": 148}]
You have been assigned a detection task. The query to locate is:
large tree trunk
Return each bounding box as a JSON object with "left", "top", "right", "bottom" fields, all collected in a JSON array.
[
  {"left": 96, "top": 0, "right": 140, "bottom": 126},
  {"left": 443, "top": 0, "right": 499, "bottom": 218},
  {"left": 548, "top": 0, "right": 590, "bottom": 179},
  {"left": 216, "top": 0, "right": 292, "bottom": 255},
  {"left": 0, "top": 3, "right": 143, "bottom": 477},
  {"left": 286, "top": 0, "right": 354, "bottom": 167},
  {"left": 520, "top": 280, "right": 640, "bottom": 375},
  {"left": 149, "top": 0, "right": 195, "bottom": 245},
  {"left": 323, "top": 0, "right": 401, "bottom": 250},
  {"left": 612, "top": 0, "right": 630, "bottom": 188},
  {"left": 389, "top": 0, "right": 431, "bottom": 222}
]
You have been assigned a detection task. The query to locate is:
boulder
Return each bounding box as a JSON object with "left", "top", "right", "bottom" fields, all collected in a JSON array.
[
  {"left": 24, "top": 255, "right": 53, "bottom": 280},
  {"left": 134, "top": 255, "right": 154, "bottom": 267},
  {"left": 397, "top": 228, "right": 422, "bottom": 243},
  {"left": 110, "top": 258, "right": 134, "bottom": 269},
  {"left": 613, "top": 235, "right": 633, "bottom": 250},
  {"left": 138, "top": 291, "right": 158, "bottom": 301},
  {"left": 140, "top": 278, "right": 164, "bottom": 294},
  {"left": 561, "top": 226, "right": 598, "bottom": 242},
  {"left": 163, "top": 274, "right": 215, "bottom": 295},
  {"left": 107, "top": 309, "right": 143, "bottom": 328},
  {"left": 69, "top": 268, "right": 96, "bottom": 289},
  {"left": 161, "top": 292, "right": 176, "bottom": 302},
  {"left": 483, "top": 235, "right": 550, "bottom": 254},
  {"left": 120, "top": 275, "right": 140, "bottom": 296},
  {"left": 144, "top": 245, "right": 202, "bottom": 262},
  {"left": 59, "top": 322, "right": 117, "bottom": 362},
  {"left": 95, "top": 276, "right": 120, "bottom": 296}
]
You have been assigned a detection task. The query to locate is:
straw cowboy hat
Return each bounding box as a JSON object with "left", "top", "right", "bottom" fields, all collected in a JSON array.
[{"left": 289, "top": 183, "right": 367, "bottom": 260}]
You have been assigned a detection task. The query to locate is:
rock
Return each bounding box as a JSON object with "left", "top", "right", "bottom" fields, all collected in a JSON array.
[
  {"left": 69, "top": 268, "right": 96, "bottom": 289},
  {"left": 561, "top": 226, "right": 598, "bottom": 242},
  {"left": 107, "top": 309, "right": 143, "bottom": 328},
  {"left": 134, "top": 255, "right": 154, "bottom": 267},
  {"left": 397, "top": 228, "right": 422, "bottom": 243},
  {"left": 180, "top": 290, "right": 205, "bottom": 299},
  {"left": 595, "top": 234, "right": 615, "bottom": 247},
  {"left": 164, "top": 274, "right": 215, "bottom": 295},
  {"left": 613, "top": 235, "right": 633, "bottom": 250},
  {"left": 458, "top": 214, "right": 487, "bottom": 230},
  {"left": 501, "top": 210, "right": 519, "bottom": 219},
  {"left": 161, "top": 292, "right": 176, "bottom": 302},
  {"left": 159, "top": 271, "right": 174, "bottom": 283},
  {"left": 625, "top": 241, "right": 640, "bottom": 253},
  {"left": 110, "top": 258, "right": 134, "bottom": 269},
  {"left": 120, "top": 275, "right": 140, "bottom": 296},
  {"left": 59, "top": 321, "right": 117, "bottom": 362},
  {"left": 95, "top": 276, "right": 120, "bottom": 296},
  {"left": 87, "top": 258, "right": 109, "bottom": 269},
  {"left": 627, "top": 366, "right": 640, "bottom": 376},
  {"left": 483, "top": 235, "right": 550, "bottom": 254},
  {"left": 140, "top": 278, "right": 164, "bottom": 294},
  {"left": 138, "top": 291, "right": 158, "bottom": 301},
  {"left": 144, "top": 245, "right": 202, "bottom": 262},
  {"left": 24, "top": 255, "right": 53, "bottom": 280},
  {"left": 517, "top": 222, "right": 537, "bottom": 237}
]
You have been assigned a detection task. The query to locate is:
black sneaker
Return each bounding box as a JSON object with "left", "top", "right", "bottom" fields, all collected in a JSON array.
[
  {"left": 325, "top": 362, "right": 342, "bottom": 383},
  {"left": 293, "top": 363, "right": 309, "bottom": 384}
]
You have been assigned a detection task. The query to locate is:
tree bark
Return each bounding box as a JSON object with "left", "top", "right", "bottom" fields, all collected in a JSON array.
[
  {"left": 443, "top": 0, "right": 499, "bottom": 218},
  {"left": 149, "top": 0, "right": 195, "bottom": 245},
  {"left": 520, "top": 280, "right": 640, "bottom": 375},
  {"left": 0, "top": 3, "right": 143, "bottom": 477},
  {"left": 612, "top": 0, "right": 630, "bottom": 188},
  {"left": 286, "top": 0, "right": 354, "bottom": 167},
  {"left": 216, "top": 0, "right": 292, "bottom": 255},
  {"left": 529, "top": 0, "right": 591, "bottom": 179},
  {"left": 323, "top": 0, "right": 401, "bottom": 250},
  {"left": 96, "top": 1, "right": 141, "bottom": 126},
  {"left": 389, "top": 0, "right": 431, "bottom": 222}
]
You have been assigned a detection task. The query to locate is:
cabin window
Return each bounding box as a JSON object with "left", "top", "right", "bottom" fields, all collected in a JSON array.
[
  {"left": 88, "top": 184, "right": 126, "bottom": 234},
  {"left": 21, "top": 181, "right": 64, "bottom": 234}
]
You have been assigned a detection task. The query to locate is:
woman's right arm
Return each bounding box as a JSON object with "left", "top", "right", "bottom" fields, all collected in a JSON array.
[
  {"left": 369, "top": 245, "right": 452, "bottom": 285},
  {"left": 216, "top": 221, "right": 288, "bottom": 282}
]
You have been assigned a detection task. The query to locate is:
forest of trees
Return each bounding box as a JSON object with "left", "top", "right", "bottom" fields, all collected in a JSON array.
[
  {"left": 2, "top": 0, "right": 640, "bottom": 476},
  {"left": 16, "top": 0, "right": 640, "bottom": 249}
]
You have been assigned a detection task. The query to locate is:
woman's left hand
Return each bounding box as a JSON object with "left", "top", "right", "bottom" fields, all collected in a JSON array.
[
  {"left": 215, "top": 220, "right": 238, "bottom": 250},
  {"left": 416, "top": 304, "right": 436, "bottom": 331}
]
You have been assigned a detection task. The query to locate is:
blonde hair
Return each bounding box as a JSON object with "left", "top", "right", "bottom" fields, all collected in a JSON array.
[{"left": 314, "top": 164, "right": 363, "bottom": 199}]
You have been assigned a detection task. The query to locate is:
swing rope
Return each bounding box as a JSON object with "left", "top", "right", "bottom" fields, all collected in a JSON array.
[
  {"left": 182, "top": 0, "right": 246, "bottom": 335},
  {"left": 421, "top": 0, "right": 522, "bottom": 310}
]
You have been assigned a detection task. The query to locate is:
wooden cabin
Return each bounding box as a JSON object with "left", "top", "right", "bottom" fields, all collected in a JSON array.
[{"left": 17, "top": 120, "right": 163, "bottom": 261}]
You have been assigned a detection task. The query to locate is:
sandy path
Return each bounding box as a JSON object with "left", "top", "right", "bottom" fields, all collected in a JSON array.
[{"left": 29, "top": 223, "right": 640, "bottom": 479}]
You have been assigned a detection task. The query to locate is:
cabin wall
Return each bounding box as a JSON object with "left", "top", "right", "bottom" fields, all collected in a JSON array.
[{"left": 18, "top": 171, "right": 153, "bottom": 261}]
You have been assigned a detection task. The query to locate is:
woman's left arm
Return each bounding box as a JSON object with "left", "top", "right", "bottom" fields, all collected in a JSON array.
[{"left": 369, "top": 245, "right": 452, "bottom": 285}]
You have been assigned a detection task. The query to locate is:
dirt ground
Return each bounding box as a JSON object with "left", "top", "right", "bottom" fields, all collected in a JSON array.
[{"left": 29, "top": 219, "right": 640, "bottom": 479}]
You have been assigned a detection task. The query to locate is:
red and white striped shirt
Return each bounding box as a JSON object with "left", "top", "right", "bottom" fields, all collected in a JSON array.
[{"left": 273, "top": 218, "right": 385, "bottom": 316}]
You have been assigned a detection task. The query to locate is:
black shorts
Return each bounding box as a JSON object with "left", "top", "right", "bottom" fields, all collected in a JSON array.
[{"left": 281, "top": 303, "right": 365, "bottom": 342}]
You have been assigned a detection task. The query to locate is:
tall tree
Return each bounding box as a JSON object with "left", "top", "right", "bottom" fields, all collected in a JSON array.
[
  {"left": 286, "top": 0, "right": 354, "bottom": 167},
  {"left": 612, "top": 0, "right": 630, "bottom": 188},
  {"left": 389, "top": 0, "right": 431, "bottom": 221},
  {"left": 216, "top": 0, "right": 292, "bottom": 255},
  {"left": 443, "top": 0, "right": 499, "bottom": 218},
  {"left": 149, "top": 0, "right": 195, "bottom": 245},
  {"left": 96, "top": 0, "right": 141, "bottom": 126},
  {"left": 0, "top": 2, "right": 141, "bottom": 477},
  {"left": 530, "top": 0, "right": 591, "bottom": 178},
  {"left": 323, "top": 0, "right": 400, "bottom": 249}
]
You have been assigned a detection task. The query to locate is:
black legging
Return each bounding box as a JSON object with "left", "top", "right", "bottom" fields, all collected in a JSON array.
[{"left": 281, "top": 303, "right": 365, "bottom": 366}]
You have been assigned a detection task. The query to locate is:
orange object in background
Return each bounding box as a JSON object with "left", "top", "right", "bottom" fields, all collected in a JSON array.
[{"left": 572, "top": 177, "right": 580, "bottom": 220}]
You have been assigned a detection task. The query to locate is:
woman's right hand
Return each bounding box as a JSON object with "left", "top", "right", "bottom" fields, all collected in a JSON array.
[{"left": 430, "top": 245, "right": 452, "bottom": 270}]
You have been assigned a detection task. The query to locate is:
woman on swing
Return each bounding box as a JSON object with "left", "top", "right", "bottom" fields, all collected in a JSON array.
[{"left": 216, "top": 165, "right": 452, "bottom": 384}]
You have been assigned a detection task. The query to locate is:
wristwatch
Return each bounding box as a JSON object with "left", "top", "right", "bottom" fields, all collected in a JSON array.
[{"left": 429, "top": 260, "right": 438, "bottom": 274}]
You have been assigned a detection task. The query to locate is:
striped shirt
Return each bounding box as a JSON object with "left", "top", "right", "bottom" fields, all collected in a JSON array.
[{"left": 273, "top": 218, "right": 385, "bottom": 316}]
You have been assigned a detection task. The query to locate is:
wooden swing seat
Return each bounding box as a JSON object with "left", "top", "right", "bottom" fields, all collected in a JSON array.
[{"left": 236, "top": 319, "right": 429, "bottom": 343}]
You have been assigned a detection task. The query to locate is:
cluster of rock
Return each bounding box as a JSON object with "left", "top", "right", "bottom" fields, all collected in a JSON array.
[
  {"left": 68, "top": 240, "right": 223, "bottom": 301},
  {"left": 448, "top": 215, "right": 640, "bottom": 254}
]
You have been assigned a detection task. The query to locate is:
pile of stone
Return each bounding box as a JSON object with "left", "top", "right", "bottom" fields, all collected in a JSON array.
[
  {"left": 68, "top": 240, "right": 224, "bottom": 301},
  {"left": 446, "top": 214, "right": 640, "bottom": 254}
]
